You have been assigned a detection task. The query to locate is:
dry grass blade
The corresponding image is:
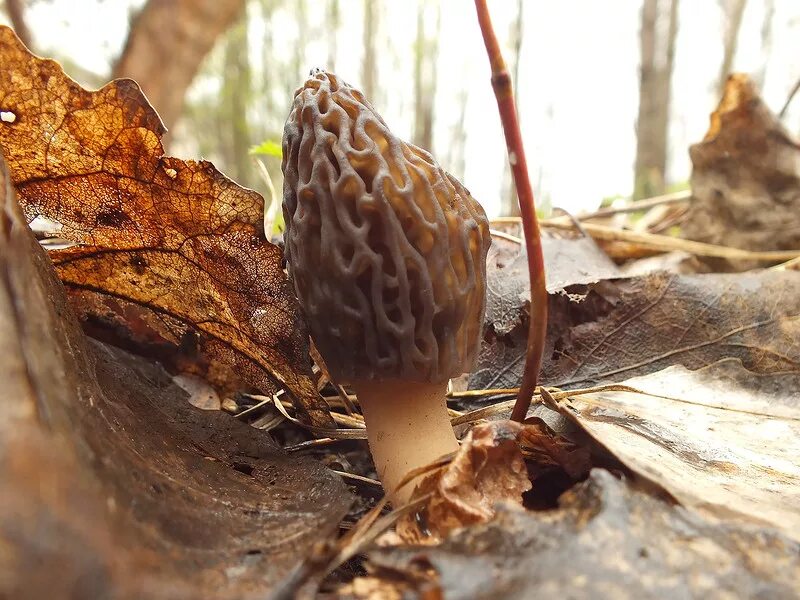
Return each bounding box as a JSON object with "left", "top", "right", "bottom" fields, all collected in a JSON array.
[
  {"left": 333, "top": 382, "right": 359, "bottom": 416},
  {"left": 329, "top": 470, "right": 382, "bottom": 489},
  {"left": 273, "top": 458, "right": 452, "bottom": 598},
  {"left": 772, "top": 255, "right": 800, "bottom": 271},
  {"left": 496, "top": 213, "right": 800, "bottom": 262},
  {"left": 449, "top": 387, "right": 520, "bottom": 399},
  {"left": 577, "top": 190, "right": 692, "bottom": 220},
  {"left": 491, "top": 190, "right": 692, "bottom": 224},
  {"left": 449, "top": 384, "right": 650, "bottom": 426},
  {"left": 284, "top": 438, "right": 339, "bottom": 452},
  {"left": 490, "top": 228, "right": 523, "bottom": 244},
  {"left": 265, "top": 393, "right": 367, "bottom": 440},
  {"left": 244, "top": 391, "right": 365, "bottom": 428},
  {"left": 542, "top": 219, "right": 800, "bottom": 262}
]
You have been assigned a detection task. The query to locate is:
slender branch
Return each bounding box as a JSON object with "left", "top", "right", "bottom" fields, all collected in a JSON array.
[
  {"left": 474, "top": 0, "right": 547, "bottom": 422},
  {"left": 779, "top": 75, "right": 800, "bottom": 119}
]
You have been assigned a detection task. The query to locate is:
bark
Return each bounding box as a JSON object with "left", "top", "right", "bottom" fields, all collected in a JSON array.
[
  {"left": 633, "top": 0, "right": 680, "bottom": 200},
  {"left": 362, "top": 0, "right": 378, "bottom": 102},
  {"left": 412, "top": 0, "right": 440, "bottom": 152},
  {"left": 4, "top": 0, "right": 31, "bottom": 49},
  {"left": 112, "top": 0, "right": 246, "bottom": 130},
  {"left": 717, "top": 0, "right": 748, "bottom": 96}
]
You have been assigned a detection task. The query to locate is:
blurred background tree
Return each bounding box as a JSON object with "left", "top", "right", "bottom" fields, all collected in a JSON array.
[
  {"left": 633, "top": 0, "right": 679, "bottom": 200},
  {"left": 3, "top": 0, "right": 800, "bottom": 217}
]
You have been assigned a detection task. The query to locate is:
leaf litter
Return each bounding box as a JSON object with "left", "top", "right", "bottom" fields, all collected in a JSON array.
[
  {"left": 0, "top": 24, "right": 798, "bottom": 599},
  {"left": 345, "top": 471, "right": 800, "bottom": 599},
  {"left": 0, "top": 157, "right": 351, "bottom": 598}
]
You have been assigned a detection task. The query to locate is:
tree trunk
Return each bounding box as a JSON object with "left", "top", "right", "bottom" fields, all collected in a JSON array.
[
  {"left": 221, "top": 15, "right": 252, "bottom": 189},
  {"left": 4, "top": 0, "right": 31, "bottom": 50},
  {"left": 290, "top": 0, "right": 308, "bottom": 85},
  {"left": 112, "top": 0, "right": 246, "bottom": 130},
  {"left": 362, "top": 0, "right": 378, "bottom": 102},
  {"left": 752, "top": 0, "right": 774, "bottom": 90},
  {"left": 633, "top": 0, "right": 680, "bottom": 200},
  {"left": 446, "top": 87, "right": 469, "bottom": 181},
  {"left": 717, "top": 0, "right": 748, "bottom": 96},
  {"left": 327, "top": 0, "right": 340, "bottom": 69},
  {"left": 412, "top": 0, "right": 440, "bottom": 152}
]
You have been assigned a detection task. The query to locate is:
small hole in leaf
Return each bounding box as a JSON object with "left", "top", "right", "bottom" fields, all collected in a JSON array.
[{"left": 1, "top": 111, "right": 16, "bottom": 123}]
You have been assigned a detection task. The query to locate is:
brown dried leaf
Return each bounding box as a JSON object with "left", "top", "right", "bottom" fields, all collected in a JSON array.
[
  {"left": 518, "top": 417, "right": 592, "bottom": 481},
  {"left": 473, "top": 270, "right": 800, "bottom": 392},
  {"left": 0, "top": 26, "right": 332, "bottom": 427},
  {"left": 397, "top": 421, "right": 530, "bottom": 544},
  {"left": 546, "top": 270, "right": 800, "bottom": 388},
  {"left": 355, "top": 470, "right": 800, "bottom": 599},
  {"left": 561, "top": 360, "right": 800, "bottom": 541},
  {"left": 686, "top": 74, "right": 800, "bottom": 271},
  {"left": 485, "top": 236, "right": 620, "bottom": 337},
  {"left": 0, "top": 159, "right": 352, "bottom": 598}
]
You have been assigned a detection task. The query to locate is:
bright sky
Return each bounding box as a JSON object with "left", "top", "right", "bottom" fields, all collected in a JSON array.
[{"left": 7, "top": 0, "right": 800, "bottom": 217}]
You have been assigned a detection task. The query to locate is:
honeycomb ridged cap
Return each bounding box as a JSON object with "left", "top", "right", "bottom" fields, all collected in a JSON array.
[{"left": 281, "top": 70, "right": 490, "bottom": 384}]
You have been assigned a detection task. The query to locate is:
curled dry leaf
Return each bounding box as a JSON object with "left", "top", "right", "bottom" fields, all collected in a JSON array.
[
  {"left": 484, "top": 235, "right": 620, "bottom": 338},
  {"left": 397, "top": 419, "right": 590, "bottom": 545},
  {"left": 0, "top": 26, "right": 333, "bottom": 427},
  {"left": 352, "top": 470, "right": 800, "bottom": 599},
  {"left": 686, "top": 74, "right": 800, "bottom": 271},
  {"left": 559, "top": 359, "right": 800, "bottom": 541},
  {"left": 0, "top": 158, "right": 352, "bottom": 598},
  {"left": 397, "top": 421, "right": 530, "bottom": 544},
  {"left": 517, "top": 417, "right": 592, "bottom": 481}
]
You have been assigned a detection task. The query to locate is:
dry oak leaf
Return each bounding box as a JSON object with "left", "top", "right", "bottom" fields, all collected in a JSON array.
[
  {"left": 0, "top": 157, "right": 351, "bottom": 599},
  {"left": 397, "top": 421, "right": 531, "bottom": 544},
  {"left": 473, "top": 269, "right": 800, "bottom": 393},
  {"left": 0, "top": 26, "right": 332, "bottom": 427},
  {"left": 560, "top": 359, "right": 800, "bottom": 541}
]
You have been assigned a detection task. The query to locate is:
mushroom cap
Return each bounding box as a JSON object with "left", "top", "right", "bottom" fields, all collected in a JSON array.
[{"left": 282, "top": 70, "right": 490, "bottom": 384}]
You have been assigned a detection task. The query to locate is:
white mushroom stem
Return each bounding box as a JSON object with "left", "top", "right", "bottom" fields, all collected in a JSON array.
[{"left": 352, "top": 379, "right": 458, "bottom": 506}]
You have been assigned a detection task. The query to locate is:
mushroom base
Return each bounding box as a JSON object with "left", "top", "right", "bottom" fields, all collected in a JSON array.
[{"left": 352, "top": 379, "right": 458, "bottom": 506}]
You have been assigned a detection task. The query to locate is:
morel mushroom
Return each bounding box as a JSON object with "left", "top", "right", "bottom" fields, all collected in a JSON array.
[{"left": 282, "top": 70, "right": 490, "bottom": 504}]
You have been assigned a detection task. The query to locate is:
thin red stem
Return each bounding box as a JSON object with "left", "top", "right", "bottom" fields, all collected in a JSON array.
[{"left": 474, "top": 0, "right": 547, "bottom": 422}]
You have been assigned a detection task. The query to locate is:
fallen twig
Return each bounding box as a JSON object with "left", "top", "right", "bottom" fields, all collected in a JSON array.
[{"left": 475, "top": 0, "right": 547, "bottom": 423}]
